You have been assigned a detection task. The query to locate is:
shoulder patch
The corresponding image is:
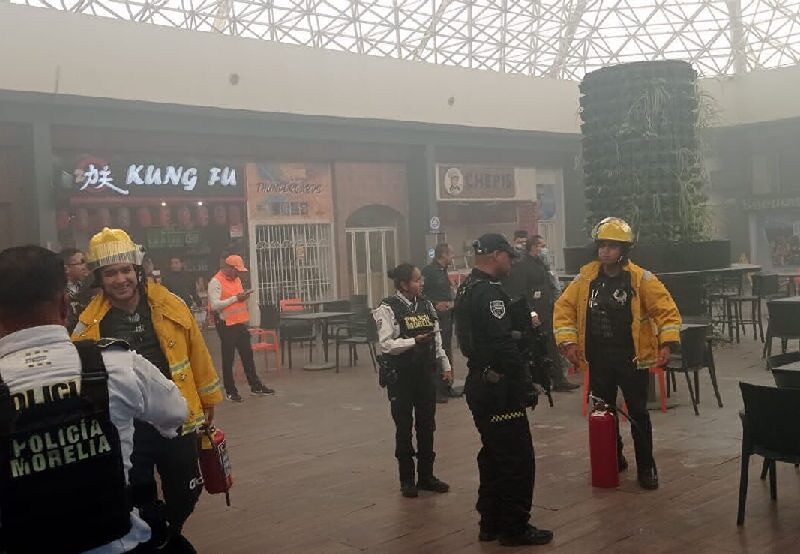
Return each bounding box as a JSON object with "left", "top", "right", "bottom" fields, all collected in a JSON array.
[{"left": 489, "top": 300, "right": 506, "bottom": 319}]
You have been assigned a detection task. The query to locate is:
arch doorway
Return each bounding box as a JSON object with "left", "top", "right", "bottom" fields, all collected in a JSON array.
[{"left": 345, "top": 205, "right": 404, "bottom": 307}]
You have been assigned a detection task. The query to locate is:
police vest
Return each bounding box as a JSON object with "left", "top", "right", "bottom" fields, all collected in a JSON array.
[
  {"left": 381, "top": 296, "right": 437, "bottom": 371},
  {"left": 0, "top": 340, "right": 131, "bottom": 554}
]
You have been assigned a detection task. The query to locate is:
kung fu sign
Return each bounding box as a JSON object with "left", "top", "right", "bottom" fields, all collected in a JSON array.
[{"left": 58, "top": 153, "right": 242, "bottom": 198}]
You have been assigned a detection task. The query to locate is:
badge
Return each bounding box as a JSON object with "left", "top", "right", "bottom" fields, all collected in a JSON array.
[
  {"left": 489, "top": 300, "right": 506, "bottom": 319},
  {"left": 613, "top": 289, "right": 628, "bottom": 305},
  {"left": 533, "top": 291, "right": 542, "bottom": 300}
]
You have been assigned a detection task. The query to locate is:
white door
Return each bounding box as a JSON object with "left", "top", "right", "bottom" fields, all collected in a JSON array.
[{"left": 346, "top": 227, "right": 398, "bottom": 307}]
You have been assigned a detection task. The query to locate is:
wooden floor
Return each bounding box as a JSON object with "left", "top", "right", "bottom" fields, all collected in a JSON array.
[{"left": 184, "top": 335, "right": 800, "bottom": 553}]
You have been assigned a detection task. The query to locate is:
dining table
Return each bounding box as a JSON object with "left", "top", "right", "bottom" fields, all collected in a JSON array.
[{"left": 281, "top": 311, "right": 354, "bottom": 370}]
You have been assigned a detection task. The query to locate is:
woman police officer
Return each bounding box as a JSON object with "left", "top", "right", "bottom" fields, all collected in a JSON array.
[{"left": 373, "top": 263, "right": 452, "bottom": 498}]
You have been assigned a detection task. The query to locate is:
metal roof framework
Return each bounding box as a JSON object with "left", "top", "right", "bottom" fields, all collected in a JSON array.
[{"left": 12, "top": 0, "right": 800, "bottom": 79}]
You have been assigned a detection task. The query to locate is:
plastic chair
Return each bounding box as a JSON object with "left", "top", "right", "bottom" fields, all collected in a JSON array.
[
  {"left": 334, "top": 311, "right": 378, "bottom": 373},
  {"left": 763, "top": 299, "right": 800, "bottom": 363},
  {"left": 664, "top": 324, "right": 723, "bottom": 416},
  {"left": 737, "top": 382, "right": 800, "bottom": 525},
  {"left": 250, "top": 304, "right": 281, "bottom": 373}
]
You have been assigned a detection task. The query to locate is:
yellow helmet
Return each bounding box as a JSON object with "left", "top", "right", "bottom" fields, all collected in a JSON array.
[
  {"left": 591, "top": 217, "right": 634, "bottom": 244},
  {"left": 87, "top": 227, "right": 144, "bottom": 270}
]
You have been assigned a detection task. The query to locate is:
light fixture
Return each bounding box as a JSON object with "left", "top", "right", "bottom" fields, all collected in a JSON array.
[
  {"left": 160, "top": 201, "right": 167, "bottom": 207},
  {"left": 197, "top": 201, "right": 204, "bottom": 206}
]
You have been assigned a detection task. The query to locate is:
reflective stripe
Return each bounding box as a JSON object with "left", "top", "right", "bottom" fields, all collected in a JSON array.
[
  {"left": 170, "top": 358, "right": 190, "bottom": 377},
  {"left": 554, "top": 327, "right": 577, "bottom": 336},
  {"left": 198, "top": 379, "right": 221, "bottom": 396},
  {"left": 489, "top": 410, "right": 526, "bottom": 423}
]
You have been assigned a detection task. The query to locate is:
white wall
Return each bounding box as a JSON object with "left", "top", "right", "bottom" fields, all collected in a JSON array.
[
  {"left": 2, "top": 4, "right": 800, "bottom": 133},
  {"left": 0, "top": 4, "right": 580, "bottom": 133}
]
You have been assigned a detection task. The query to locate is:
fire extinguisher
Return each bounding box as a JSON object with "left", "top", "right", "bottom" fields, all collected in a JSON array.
[
  {"left": 588, "top": 394, "right": 619, "bottom": 488},
  {"left": 198, "top": 425, "right": 233, "bottom": 506}
]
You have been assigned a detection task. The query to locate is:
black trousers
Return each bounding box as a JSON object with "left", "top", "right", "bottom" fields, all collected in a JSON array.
[
  {"left": 129, "top": 422, "right": 202, "bottom": 538},
  {"left": 436, "top": 309, "right": 454, "bottom": 396},
  {"left": 588, "top": 349, "right": 655, "bottom": 470},
  {"left": 215, "top": 321, "right": 262, "bottom": 394},
  {"left": 387, "top": 364, "right": 437, "bottom": 483},
  {"left": 466, "top": 375, "right": 534, "bottom": 536}
]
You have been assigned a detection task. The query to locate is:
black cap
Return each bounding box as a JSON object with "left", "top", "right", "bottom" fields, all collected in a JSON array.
[{"left": 473, "top": 233, "right": 518, "bottom": 258}]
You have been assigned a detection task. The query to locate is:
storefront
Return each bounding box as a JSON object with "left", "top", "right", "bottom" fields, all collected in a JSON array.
[
  {"left": 434, "top": 163, "right": 566, "bottom": 270},
  {"left": 246, "top": 162, "right": 336, "bottom": 306},
  {"left": 745, "top": 195, "right": 800, "bottom": 270},
  {"left": 54, "top": 151, "right": 246, "bottom": 298}
]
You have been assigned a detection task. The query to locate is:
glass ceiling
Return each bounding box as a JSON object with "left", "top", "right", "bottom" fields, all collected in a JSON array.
[{"left": 12, "top": 0, "right": 800, "bottom": 79}]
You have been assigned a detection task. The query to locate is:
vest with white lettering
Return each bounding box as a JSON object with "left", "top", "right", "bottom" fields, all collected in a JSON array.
[
  {"left": 0, "top": 340, "right": 131, "bottom": 554},
  {"left": 381, "top": 296, "right": 437, "bottom": 372}
]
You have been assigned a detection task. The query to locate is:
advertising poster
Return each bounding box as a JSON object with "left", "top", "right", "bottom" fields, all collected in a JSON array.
[{"left": 246, "top": 163, "right": 333, "bottom": 224}]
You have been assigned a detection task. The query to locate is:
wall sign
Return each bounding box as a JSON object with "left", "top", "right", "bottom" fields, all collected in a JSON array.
[
  {"left": 741, "top": 196, "right": 800, "bottom": 211},
  {"left": 246, "top": 163, "right": 333, "bottom": 224},
  {"left": 59, "top": 153, "right": 242, "bottom": 197},
  {"left": 437, "top": 164, "right": 517, "bottom": 201}
]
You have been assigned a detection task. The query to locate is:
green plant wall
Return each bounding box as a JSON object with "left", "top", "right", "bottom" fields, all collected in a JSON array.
[{"left": 579, "top": 60, "right": 711, "bottom": 244}]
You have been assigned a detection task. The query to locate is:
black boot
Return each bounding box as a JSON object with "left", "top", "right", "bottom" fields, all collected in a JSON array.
[
  {"left": 618, "top": 453, "right": 629, "bottom": 472},
  {"left": 398, "top": 458, "right": 416, "bottom": 498},
  {"left": 499, "top": 524, "right": 554, "bottom": 546},
  {"left": 638, "top": 465, "right": 659, "bottom": 490},
  {"left": 417, "top": 475, "right": 450, "bottom": 493}
]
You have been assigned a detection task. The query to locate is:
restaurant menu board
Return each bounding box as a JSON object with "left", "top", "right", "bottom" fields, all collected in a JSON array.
[{"left": 245, "top": 163, "right": 333, "bottom": 224}]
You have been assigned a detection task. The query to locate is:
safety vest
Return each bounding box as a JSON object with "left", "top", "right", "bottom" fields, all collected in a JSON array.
[
  {"left": 0, "top": 340, "right": 131, "bottom": 553},
  {"left": 381, "top": 295, "right": 437, "bottom": 371},
  {"left": 214, "top": 271, "right": 250, "bottom": 326}
]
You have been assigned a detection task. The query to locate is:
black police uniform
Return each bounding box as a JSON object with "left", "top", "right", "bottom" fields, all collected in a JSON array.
[
  {"left": 101, "top": 297, "right": 202, "bottom": 542},
  {"left": 586, "top": 270, "right": 654, "bottom": 471},
  {"left": 421, "top": 260, "right": 455, "bottom": 397},
  {"left": 0, "top": 341, "right": 130, "bottom": 554},
  {"left": 455, "top": 268, "right": 537, "bottom": 539},
  {"left": 378, "top": 295, "right": 439, "bottom": 486}
]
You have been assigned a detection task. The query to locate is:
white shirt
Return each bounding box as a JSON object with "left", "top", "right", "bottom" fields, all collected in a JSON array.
[
  {"left": 0, "top": 325, "right": 188, "bottom": 554},
  {"left": 372, "top": 293, "right": 452, "bottom": 372}
]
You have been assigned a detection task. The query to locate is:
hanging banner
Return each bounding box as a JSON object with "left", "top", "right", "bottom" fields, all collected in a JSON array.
[{"left": 246, "top": 163, "right": 333, "bottom": 224}]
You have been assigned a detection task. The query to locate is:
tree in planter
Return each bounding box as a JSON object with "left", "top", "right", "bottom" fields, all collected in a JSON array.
[{"left": 579, "top": 60, "right": 712, "bottom": 244}]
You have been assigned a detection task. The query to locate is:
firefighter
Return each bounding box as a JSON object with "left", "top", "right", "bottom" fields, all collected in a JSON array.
[
  {"left": 0, "top": 245, "right": 188, "bottom": 553},
  {"left": 373, "top": 263, "right": 452, "bottom": 498},
  {"left": 454, "top": 233, "right": 553, "bottom": 547},
  {"left": 553, "top": 217, "right": 681, "bottom": 490},
  {"left": 73, "top": 228, "right": 223, "bottom": 552}
]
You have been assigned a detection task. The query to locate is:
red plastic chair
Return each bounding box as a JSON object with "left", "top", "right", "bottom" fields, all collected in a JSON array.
[
  {"left": 279, "top": 298, "right": 305, "bottom": 313},
  {"left": 250, "top": 328, "right": 281, "bottom": 373}
]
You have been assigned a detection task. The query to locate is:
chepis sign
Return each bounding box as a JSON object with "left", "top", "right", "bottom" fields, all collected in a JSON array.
[{"left": 73, "top": 156, "right": 239, "bottom": 196}]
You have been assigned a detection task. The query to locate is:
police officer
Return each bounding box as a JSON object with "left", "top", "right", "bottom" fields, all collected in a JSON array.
[
  {"left": 454, "top": 234, "right": 553, "bottom": 546},
  {"left": 73, "top": 228, "right": 223, "bottom": 552},
  {"left": 553, "top": 217, "right": 681, "bottom": 490},
  {"left": 421, "top": 243, "right": 457, "bottom": 402},
  {"left": 0, "top": 245, "right": 187, "bottom": 553},
  {"left": 373, "top": 263, "right": 452, "bottom": 498}
]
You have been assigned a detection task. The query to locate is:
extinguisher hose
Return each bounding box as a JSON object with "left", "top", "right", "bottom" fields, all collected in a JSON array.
[{"left": 588, "top": 393, "right": 641, "bottom": 432}]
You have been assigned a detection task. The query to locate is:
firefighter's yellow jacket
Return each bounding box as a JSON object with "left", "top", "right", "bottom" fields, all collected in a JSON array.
[
  {"left": 73, "top": 283, "right": 223, "bottom": 433},
  {"left": 553, "top": 260, "right": 682, "bottom": 370}
]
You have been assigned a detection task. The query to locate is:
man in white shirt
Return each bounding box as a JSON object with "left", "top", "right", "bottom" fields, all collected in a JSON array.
[{"left": 0, "top": 245, "right": 187, "bottom": 553}]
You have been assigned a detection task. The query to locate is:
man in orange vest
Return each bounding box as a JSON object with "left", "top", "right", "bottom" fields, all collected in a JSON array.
[{"left": 208, "top": 255, "right": 274, "bottom": 402}]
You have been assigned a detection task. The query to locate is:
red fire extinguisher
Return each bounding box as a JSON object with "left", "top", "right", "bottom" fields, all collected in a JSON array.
[
  {"left": 199, "top": 425, "right": 233, "bottom": 506},
  {"left": 588, "top": 395, "right": 619, "bottom": 488}
]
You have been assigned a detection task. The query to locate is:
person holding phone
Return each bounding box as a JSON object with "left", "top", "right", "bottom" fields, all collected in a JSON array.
[
  {"left": 373, "top": 263, "right": 452, "bottom": 498},
  {"left": 208, "top": 254, "right": 274, "bottom": 402}
]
